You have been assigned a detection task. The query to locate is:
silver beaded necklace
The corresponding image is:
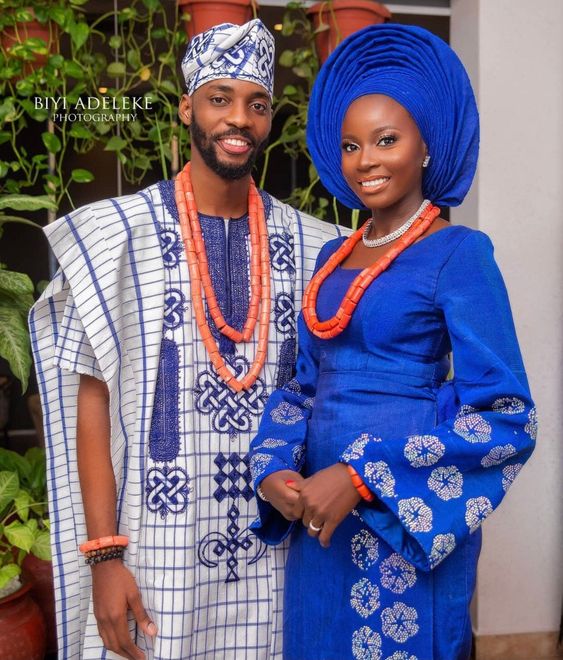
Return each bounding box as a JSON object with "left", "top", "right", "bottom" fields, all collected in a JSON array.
[{"left": 362, "top": 199, "right": 431, "bottom": 248}]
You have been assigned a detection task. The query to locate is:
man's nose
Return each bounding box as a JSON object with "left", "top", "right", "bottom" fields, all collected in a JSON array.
[{"left": 225, "top": 101, "right": 252, "bottom": 129}]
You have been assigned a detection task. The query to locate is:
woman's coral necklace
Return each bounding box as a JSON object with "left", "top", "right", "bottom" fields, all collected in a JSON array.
[
  {"left": 174, "top": 163, "right": 271, "bottom": 392},
  {"left": 303, "top": 203, "right": 440, "bottom": 339}
]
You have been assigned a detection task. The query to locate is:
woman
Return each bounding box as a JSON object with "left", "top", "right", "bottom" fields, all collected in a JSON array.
[{"left": 249, "top": 24, "right": 535, "bottom": 660}]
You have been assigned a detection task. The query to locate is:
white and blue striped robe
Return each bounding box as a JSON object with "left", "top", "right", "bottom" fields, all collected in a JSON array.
[{"left": 29, "top": 179, "right": 348, "bottom": 660}]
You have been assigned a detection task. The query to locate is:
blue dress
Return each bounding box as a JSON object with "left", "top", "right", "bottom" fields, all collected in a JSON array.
[{"left": 249, "top": 226, "right": 536, "bottom": 660}]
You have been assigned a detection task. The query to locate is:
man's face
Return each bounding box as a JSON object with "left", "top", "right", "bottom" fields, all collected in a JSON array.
[{"left": 180, "top": 79, "right": 272, "bottom": 180}]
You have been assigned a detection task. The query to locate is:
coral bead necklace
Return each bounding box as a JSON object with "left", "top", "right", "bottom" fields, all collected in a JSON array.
[
  {"left": 303, "top": 203, "right": 440, "bottom": 339},
  {"left": 174, "top": 163, "right": 271, "bottom": 392}
]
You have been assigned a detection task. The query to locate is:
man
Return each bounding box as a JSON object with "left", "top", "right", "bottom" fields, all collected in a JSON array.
[{"left": 30, "top": 19, "right": 347, "bottom": 660}]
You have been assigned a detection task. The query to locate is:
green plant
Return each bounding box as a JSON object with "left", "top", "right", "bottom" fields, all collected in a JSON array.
[
  {"left": 0, "top": 447, "right": 50, "bottom": 597},
  {"left": 0, "top": 194, "right": 52, "bottom": 391},
  {"left": 258, "top": 1, "right": 360, "bottom": 227}
]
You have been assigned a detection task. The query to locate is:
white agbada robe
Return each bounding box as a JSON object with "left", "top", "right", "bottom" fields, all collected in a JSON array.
[{"left": 30, "top": 179, "right": 347, "bottom": 659}]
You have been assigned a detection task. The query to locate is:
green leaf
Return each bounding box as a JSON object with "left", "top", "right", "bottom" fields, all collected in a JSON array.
[
  {"left": 142, "top": 0, "right": 160, "bottom": 10},
  {"left": 108, "top": 35, "right": 122, "bottom": 50},
  {"left": 15, "top": 79, "right": 34, "bottom": 97},
  {"left": 41, "top": 132, "right": 61, "bottom": 154},
  {"left": 70, "top": 168, "right": 94, "bottom": 183},
  {"left": 48, "top": 8, "right": 68, "bottom": 29},
  {"left": 151, "top": 28, "right": 166, "bottom": 39},
  {"left": 63, "top": 60, "right": 83, "bottom": 79},
  {"left": 283, "top": 84, "right": 298, "bottom": 96},
  {"left": 104, "top": 136, "right": 127, "bottom": 151},
  {"left": 0, "top": 448, "right": 31, "bottom": 483},
  {"left": 127, "top": 49, "right": 141, "bottom": 70},
  {"left": 279, "top": 50, "right": 294, "bottom": 68},
  {"left": 159, "top": 79, "right": 178, "bottom": 96},
  {"left": 0, "top": 194, "right": 56, "bottom": 211},
  {"left": 0, "top": 564, "right": 21, "bottom": 590},
  {"left": 292, "top": 64, "right": 312, "bottom": 79},
  {"left": 0, "top": 270, "right": 34, "bottom": 299},
  {"left": 0, "top": 307, "right": 31, "bottom": 390},
  {"left": 48, "top": 53, "right": 64, "bottom": 68},
  {"left": 69, "top": 0, "right": 90, "bottom": 5},
  {"left": 107, "top": 62, "right": 126, "bottom": 77},
  {"left": 31, "top": 530, "right": 51, "bottom": 561},
  {"left": 14, "top": 490, "right": 32, "bottom": 522},
  {"left": 69, "top": 124, "right": 92, "bottom": 139},
  {"left": 4, "top": 521, "right": 35, "bottom": 552},
  {"left": 0, "top": 471, "right": 19, "bottom": 513},
  {"left": 0, "top": 99, "right": 17, "bottom": 123},
  {"left": 25, "top": 38, "right": 48, "bottom": 55},
  {"left": 69, "top": 21, "right": 89, "bottom": 50}
]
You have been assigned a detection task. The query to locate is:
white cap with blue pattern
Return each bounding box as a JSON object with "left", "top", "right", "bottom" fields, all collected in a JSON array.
[{"left": 181, "top": 19, "right": 275, "bottom": 98}]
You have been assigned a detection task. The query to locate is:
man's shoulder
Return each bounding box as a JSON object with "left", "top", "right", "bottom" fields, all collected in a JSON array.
[
  {"left": 48, "top": 182, "right": 162, "bottom": 235},
  {"left": 263, "top": 192, "right": 352, "bottom": 242}
]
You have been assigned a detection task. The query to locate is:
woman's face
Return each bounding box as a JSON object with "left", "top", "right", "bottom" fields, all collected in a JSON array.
[{"left": 341, "top": 94, "right": 427, "bottom": 212}]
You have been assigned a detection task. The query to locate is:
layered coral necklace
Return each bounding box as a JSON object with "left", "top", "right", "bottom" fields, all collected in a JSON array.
[
  {"left": 174, "top": 163, "right": 271, "bottom": 392},
  {"left": 303, "top": 202, "right": 440, "bottom": 339}
]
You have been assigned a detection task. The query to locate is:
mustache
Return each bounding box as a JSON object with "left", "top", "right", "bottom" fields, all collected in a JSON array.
[{"left": 213, "top": 127, "right": 256, "bottom": 147}]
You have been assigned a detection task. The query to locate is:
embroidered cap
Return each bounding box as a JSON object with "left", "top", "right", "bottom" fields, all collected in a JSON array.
[{"left": 181, "top": 19, "right": 275, "bottom": 97}]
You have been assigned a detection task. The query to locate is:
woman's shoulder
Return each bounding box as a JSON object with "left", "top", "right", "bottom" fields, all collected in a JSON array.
[{"left": 441, "top": 225, "right": 495, "bottom": 260}]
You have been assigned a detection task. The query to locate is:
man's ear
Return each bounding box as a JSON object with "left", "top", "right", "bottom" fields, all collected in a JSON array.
[{"left": 178, "top": 94, "right": 192, "bottom": 127}]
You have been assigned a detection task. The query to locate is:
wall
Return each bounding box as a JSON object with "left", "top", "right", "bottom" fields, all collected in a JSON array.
[{"left": 451, "top": 0, "right": 563, "bottom": 637}]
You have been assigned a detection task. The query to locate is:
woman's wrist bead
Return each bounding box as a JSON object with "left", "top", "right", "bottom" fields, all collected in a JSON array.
[{"left": 346, "top": 464, "right": 374, "bottom": 502}]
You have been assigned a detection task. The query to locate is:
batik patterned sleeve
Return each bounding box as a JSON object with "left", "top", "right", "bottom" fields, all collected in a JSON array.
[
  {"left": 53, "top": 279, "right": 103, "bottom": 380},
  {"left": 250, "top": 241, "right": 340, "bottom": 544},
  {"left": 339, "top": 231, "right": 536, "bottom": 571}
]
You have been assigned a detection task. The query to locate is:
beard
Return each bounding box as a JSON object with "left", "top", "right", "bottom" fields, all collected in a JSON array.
[{"left": 190, "top": 112, "right": 269, "bottom": 181}]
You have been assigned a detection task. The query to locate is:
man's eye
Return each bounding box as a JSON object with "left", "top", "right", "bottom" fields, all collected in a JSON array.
[
  {"left": 378, "top": 134, "right": 397, "bottom": 146},
  {"left": 210, "top": 97, "right": 227, "bottom": 105},
  {"left": 252, "top": 102, "right": 268, "bottom": 112}
]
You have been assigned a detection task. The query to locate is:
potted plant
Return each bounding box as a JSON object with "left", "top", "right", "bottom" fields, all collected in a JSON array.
[
  {"left": 0, "top": 446, "right": 51, "bottom": 659},
  {"left": 306, "top": 0, "right": 391, "bottom": 63},
  {"left": 178, "top": 0, "right": 258, "bottom": 39},
  {"left": 0, "top": 2, "right": 61, "bottom": 76}
]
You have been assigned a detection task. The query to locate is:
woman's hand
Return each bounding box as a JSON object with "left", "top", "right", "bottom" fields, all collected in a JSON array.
[
  {"left": 260, "top": 470, "right": 305, "bottom": 521},
  {"left": 91, "top": 560, "right": 157, "bottom": 659},
  {"left": 299, "top": 463, "right": 361, "bottom": 548}
]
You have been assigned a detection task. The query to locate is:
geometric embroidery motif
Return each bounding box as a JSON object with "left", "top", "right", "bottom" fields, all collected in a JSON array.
[
  {"left": 145, "top": 466, "right": 190, "bottom": 518},
  {"left": 269, "top": 232, "right": 295, "bottom": 273},
  {"left": 198, "top": 452, "right": 266, "bottom": 582},
  {"left": 163, "top": 288, "right": 187, "bottom": 330},
  {"left": 274, "top": 292, "right": 296, "bottom": 335},
  {"left": 213, "top": 452, "right": 254, "bottom": 503},
  {"left": 194, "top": 356, "right": 268, "bottom": 438}
]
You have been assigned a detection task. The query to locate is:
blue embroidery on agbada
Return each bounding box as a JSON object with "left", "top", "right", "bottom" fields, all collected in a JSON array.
[
  {"left": 146, "top": 465, "right": 190, "bottom": 518},
  {"left": 149, "top": 338, "right": 180, "bottom": 461},
  {"left": 198, "top": 452, "right": 266, "bottom": 583},
  {"left": 194, "top": 355, "right": 268, "bottom": 438}
]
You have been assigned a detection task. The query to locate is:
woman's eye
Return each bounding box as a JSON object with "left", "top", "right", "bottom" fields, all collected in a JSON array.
[
  {"left": 341, "top": 142, "right": 359, "bottom": 153},
  {"left": 378, "top": 134, "right": 397, "bottom": 146}
]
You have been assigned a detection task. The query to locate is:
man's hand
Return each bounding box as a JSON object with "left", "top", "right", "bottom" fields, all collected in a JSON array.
[
  {"left": 92, "top": 561, "right": 157, "bottom": 660},
  {"left": 260, "top": 469, "right": 305, "bottom": 521},
  {"left": 299, "top": 463, "right": 361, "bottom": 549}
]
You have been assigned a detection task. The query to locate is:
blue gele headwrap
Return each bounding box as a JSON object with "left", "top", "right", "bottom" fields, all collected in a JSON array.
[{"left": 307, "top": 24, "right": 479, "bottom": 208}]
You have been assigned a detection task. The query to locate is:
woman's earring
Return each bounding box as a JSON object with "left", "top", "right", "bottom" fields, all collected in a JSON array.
[{"left": 422, "top": 155, "right": 431, "bottom": 168}]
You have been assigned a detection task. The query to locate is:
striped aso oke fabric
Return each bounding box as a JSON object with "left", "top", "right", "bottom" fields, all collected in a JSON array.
[{"left": 30, "top": 179, "right": 348, "bottom": 659}]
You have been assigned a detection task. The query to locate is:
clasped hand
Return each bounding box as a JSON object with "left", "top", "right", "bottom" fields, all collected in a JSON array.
[{"left": 260, "top": 463, "right": 361, "bottom": 548}]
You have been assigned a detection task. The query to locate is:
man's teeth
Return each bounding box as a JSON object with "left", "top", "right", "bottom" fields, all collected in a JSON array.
[
  {"left": 223, "top": 138, "right": 249, "bottom": 147},
  {"left": 361, "top": 178, "right": 388, "bottom": 187}
]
